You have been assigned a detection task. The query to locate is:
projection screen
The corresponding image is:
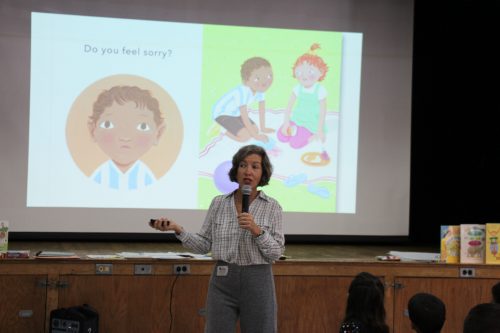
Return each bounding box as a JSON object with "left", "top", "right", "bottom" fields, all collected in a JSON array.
[{"left": 0, "top": 0, "right": 414, "bottom": 237}]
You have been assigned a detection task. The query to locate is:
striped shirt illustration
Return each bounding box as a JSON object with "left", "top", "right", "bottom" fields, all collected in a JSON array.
[{"left": 91, "top": 160, "right": 155, "bottom": 190}]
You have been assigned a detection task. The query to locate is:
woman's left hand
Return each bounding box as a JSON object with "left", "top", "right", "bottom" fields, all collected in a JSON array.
[{"left": 238, "top": 212, "right": 261, "bottom": 236}]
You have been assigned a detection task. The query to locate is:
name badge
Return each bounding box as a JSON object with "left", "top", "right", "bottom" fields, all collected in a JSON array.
[{"left": 216, "top": 265, "right": 229, "bottom": 276}]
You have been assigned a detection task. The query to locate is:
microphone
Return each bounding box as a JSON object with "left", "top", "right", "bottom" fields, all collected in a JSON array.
[{"left": 242, "top": 185, "right": 251, "bottom": 213}]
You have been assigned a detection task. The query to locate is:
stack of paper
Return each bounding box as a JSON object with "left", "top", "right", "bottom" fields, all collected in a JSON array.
[
  {"left": 35, "top": 251, "right": 80, "bottom": 259},
  {"left": 116, "top": 252, "right": 212, "bottom": 259},
  {"left": 388, "top": 251, "right": 440, "bottom": 262}
]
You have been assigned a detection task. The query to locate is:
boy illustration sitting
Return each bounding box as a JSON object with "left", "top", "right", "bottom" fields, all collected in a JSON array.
[
  {"left": 212, "top": 57, "right": 274, "bottom": 143},
  {"left": 88, "top": 85, "right": 165, "bottom": 190}
]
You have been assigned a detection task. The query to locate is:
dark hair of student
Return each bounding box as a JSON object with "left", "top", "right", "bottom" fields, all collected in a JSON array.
[
  {"left": 463, "top": 303, "right": 500, "bottom": 333},
  {"left": 229, "top": 145, "right": 273, "bottom": 186},
  {"left": 492, "top": 281, "right": 500, "bottom": 304},
  {"left": 408, "top": 292, "right": 446, "bottom": 333},
  {"left": 342, "top": 272, "right": 389, "bottom": 333}
]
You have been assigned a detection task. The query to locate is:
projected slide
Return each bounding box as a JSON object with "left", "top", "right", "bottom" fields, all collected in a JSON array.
[{"left": 28, "top": 12, "right": 362, "bottom": 213}]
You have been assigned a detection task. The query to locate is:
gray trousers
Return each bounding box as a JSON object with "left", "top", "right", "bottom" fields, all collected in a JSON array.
[{"left": 204, "top": 261, "right": 277, "bottom": 333}]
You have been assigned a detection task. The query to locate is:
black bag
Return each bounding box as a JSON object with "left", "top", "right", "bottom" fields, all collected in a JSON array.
[{"left": 50, "top": 304, "right": 99, "bottom": 333}]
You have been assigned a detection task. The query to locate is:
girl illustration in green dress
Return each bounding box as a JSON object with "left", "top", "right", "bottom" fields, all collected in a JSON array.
[{"left": 277, "top": 43, "right": 330, "bottom": 166}]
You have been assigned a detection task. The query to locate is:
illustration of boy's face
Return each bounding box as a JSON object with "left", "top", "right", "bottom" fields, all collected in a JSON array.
[
  {"left": 245, "top": 66, "right": 273, "bottom": 93},
  {"left": 89, "top": 101, "right": 164, "bottom": 168},
  {"left": 295, "top": 61, "right": 322, "bottom": 88}
]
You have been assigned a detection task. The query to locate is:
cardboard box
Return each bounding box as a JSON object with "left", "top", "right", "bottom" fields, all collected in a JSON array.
[
  {"left": 460, "top": 224, "right": 485, "bottom": 264},
  {"left": 485, "top": 223, "right": 500, "bottom": 265},
  {"left": 0, "top": 220, "right": 8, "bottom": 258},
  {"left": 441, "top": 225, "right": 460, "bottom": 263}
]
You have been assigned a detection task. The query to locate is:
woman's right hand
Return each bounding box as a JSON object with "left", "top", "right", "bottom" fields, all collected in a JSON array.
[{"left": 150, "top": 217, "right": 183, "bottom": 234}]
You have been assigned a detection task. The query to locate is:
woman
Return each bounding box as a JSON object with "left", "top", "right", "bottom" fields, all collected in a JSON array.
[
  {"left": 339, "top": 272, "right": 389, "bottom": 333},
  {"left": 151, "top": 144, "right": 284, "bottom": 333}
]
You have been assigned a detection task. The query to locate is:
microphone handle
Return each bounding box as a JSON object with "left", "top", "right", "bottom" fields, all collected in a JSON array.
[{"left": 242, "top": 194, "right": 250, "bottom": 213}]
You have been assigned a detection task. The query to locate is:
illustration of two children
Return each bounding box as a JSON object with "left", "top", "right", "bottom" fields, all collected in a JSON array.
[{"left": 212, "top": 43, "right": 331, "bottom": 163}]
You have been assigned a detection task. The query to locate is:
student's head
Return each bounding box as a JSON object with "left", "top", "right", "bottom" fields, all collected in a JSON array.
[
  {"left": 408, "top": 293, "right": 446, "bottom": 333},
  {"left": 344, "top": 272, "right": 387, "bottom": 330},
  {"left": 492, "top": 282, "right": 500, "bottom": 303},
  {"left": 463, "top": 303, "right": 500, "bottom": 333},
  {"left": 293, "top": 43, "right": 329, "bottom": 88},
  {"left": 229, "top": 145, "right": 273, "bottom": 188},
  {"left": 240, "top": 57, "right": 273, "bottom": 93},
  {"left": 88, "top": 85, "right": 165, "bottom": 168}
]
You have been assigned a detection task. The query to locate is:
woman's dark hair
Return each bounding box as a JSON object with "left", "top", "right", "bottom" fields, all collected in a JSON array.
[
  {"left": 228, "top": 145, "right": 273, "bottom": 187},
  {"left": 342, "top": 272, "right": 389, "bottom": 333}
]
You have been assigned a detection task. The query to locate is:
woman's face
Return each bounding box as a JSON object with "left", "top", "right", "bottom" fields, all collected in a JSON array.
[{"left": 236, "top": 153, "right": 263, "bottom": 191}]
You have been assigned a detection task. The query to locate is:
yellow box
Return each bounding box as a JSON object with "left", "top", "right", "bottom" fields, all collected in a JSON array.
[
  {"left": 440, "top": 225, "right": 460, "bottom": 263},
  {"left": 485, "top": 223, "right": 500, "bottom": 265}
]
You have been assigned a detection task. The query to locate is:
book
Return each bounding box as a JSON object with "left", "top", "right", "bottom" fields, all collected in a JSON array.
[
  {"left": 460, "top": 224, "right": 485, "bottom": 264},
  {"left": 6, "top": 250, "right": 30, "bottom": 259},
  {"left": 485, "top": 223, "right": 500, "bottom": 265},
  {"left": 0, "top": 220, "right": 8, "bottom": 258},
  {"left": 440, "top": 225, "right": 460, "bottom": 263}
]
